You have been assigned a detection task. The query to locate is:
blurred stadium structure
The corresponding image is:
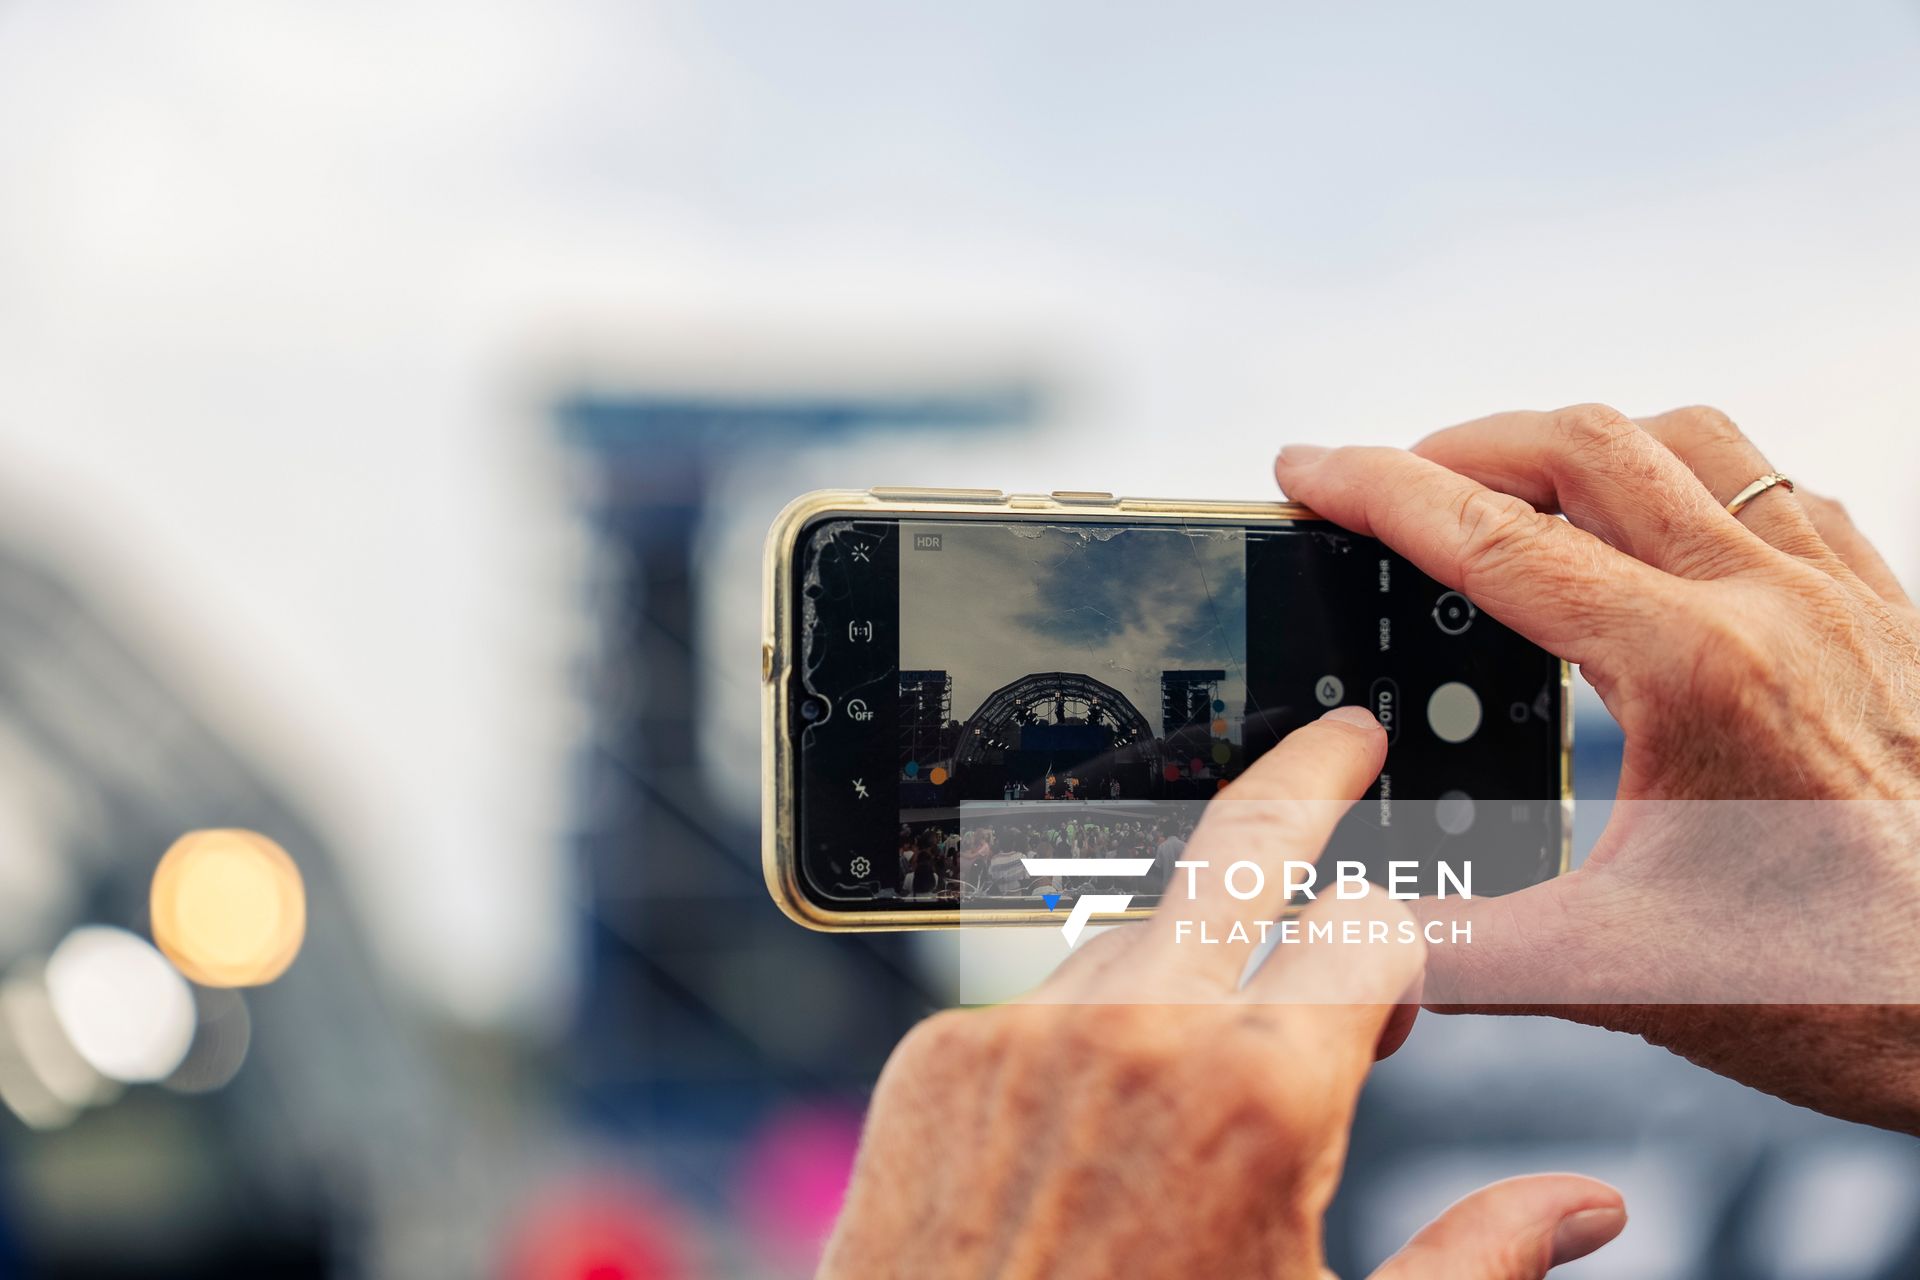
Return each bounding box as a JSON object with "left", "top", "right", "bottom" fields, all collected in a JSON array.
[
  {"left": 2, "top": 2, "right": 1920, "bottom": 1277},
  {"left": 0, "top": 547, "right": 460, "bottom": 1276}
]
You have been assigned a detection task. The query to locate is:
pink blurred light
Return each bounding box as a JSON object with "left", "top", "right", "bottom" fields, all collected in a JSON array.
[{"left": 738, "top": 1103, "right": 865, "bottom": 1260}]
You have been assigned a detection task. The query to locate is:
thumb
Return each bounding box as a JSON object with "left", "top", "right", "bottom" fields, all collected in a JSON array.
[{"left": 1367, "top": 1175, "right": 1625, "bottom": 1280}]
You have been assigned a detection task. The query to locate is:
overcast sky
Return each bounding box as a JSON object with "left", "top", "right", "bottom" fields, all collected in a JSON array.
[{"left": 899, "top": 522, "right": 1246, "bottom": 733}]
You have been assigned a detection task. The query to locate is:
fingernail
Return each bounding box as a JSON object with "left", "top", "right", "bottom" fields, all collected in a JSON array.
[
  {"left": 1277, "top": 443, "right": 1330, "bottom": 468},
  {"left": 1319, "top": 705, "right": 1379, "bottom": 731},
  {"left": 1550, "top": 1207, "right": 1627, "bottom": 1267}
]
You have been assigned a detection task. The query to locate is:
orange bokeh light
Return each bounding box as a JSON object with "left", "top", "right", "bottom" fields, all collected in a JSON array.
[{"left": 149, "top": 829, "right": 307, "bottom": 988}]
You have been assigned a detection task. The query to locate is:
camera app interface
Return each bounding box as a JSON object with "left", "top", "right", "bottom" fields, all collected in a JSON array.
[{"left": 794, "top": 517, "right": 1562, "bottom": 911}]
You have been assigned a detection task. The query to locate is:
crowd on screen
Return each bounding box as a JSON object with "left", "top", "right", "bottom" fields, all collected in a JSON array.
[{"left": 894, "top": 812, "right": 1202, "bottom": 901}]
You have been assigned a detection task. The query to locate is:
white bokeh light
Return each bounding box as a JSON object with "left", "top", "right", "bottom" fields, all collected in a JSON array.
[{"left": 44, "top": 926, "right": 195, "bottom": 1084}]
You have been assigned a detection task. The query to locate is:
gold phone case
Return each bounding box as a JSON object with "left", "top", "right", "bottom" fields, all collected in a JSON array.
[{"left": 762, "top": 487, "right": 1573, "bottom": 932}]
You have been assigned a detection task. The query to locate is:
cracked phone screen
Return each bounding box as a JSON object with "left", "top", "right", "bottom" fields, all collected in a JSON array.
[{"left": 792, "top": 515, "right": 1564, "bottom": 913}]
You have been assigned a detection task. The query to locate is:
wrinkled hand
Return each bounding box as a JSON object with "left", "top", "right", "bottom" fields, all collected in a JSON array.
[
  {"left": 822, "top": 710, "right": 1625, "bottom": 1279},
  {"left": 1275, "top": 404, "right": 1920, "bottom": 1131}
]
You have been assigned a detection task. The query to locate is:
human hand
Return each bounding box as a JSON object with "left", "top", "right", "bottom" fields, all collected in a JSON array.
[
  {"left": 822, "top": 710, "right": 1625, "bottom": 1279},
  {"left": 1274, "top": 404, "right": 1920, "bottom": 1131}
]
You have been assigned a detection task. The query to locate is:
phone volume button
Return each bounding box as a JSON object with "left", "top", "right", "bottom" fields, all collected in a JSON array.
[
  {"left": 869, "top": 486, "right": 1004, "bottom": 501},
  {"left": 1049, "top": 490, "right": 1117, "bottom": 504}
]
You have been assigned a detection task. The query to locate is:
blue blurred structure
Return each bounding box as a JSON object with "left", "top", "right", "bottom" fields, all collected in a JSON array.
[{"left": 555, "top": 383, "right": 1036, "bottom": 1229}]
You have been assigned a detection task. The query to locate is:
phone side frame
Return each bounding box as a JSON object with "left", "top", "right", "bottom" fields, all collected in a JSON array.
[{"left": 762, "top": 487, "right": 1574, "bottom": 932}]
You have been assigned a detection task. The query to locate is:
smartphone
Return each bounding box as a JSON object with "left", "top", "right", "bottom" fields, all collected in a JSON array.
[{"left": 763, "top": 488, "right": 1570, "bottom": 930}]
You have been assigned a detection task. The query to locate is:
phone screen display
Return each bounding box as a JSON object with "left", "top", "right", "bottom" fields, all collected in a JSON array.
[{"left": 789, "top": 514, "right": 1564, "bottom": 914}]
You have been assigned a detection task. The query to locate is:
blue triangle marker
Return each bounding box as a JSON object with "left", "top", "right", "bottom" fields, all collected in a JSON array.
[{"left": 1042, "top": 893, "right": 1061, "bottom": 911}]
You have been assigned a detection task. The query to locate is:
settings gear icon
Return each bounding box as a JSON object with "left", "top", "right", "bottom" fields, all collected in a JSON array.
[{"left": 849, "top": 856, "right": 872, "bottom": 878}]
